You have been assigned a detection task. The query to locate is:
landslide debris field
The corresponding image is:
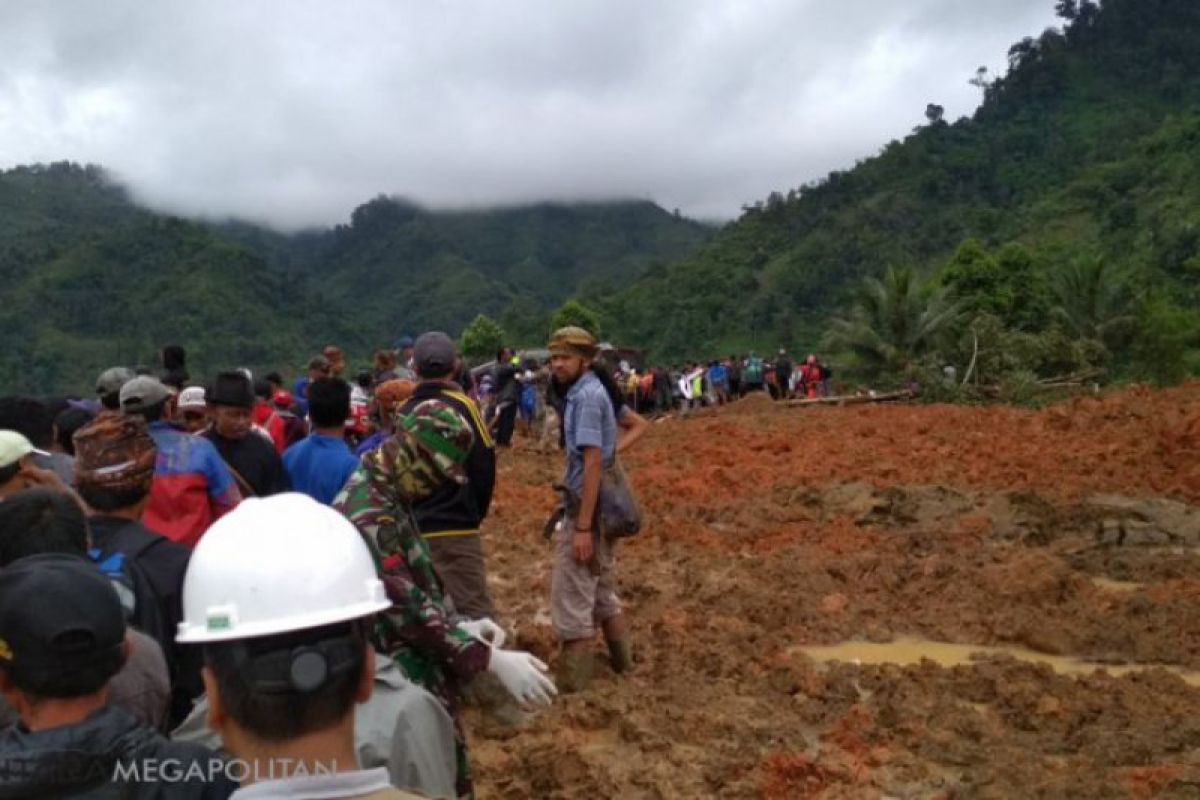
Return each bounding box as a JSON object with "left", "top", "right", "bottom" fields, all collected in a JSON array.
[{"left": 471, "top": 384, "right": 1200, "bottom": 799}]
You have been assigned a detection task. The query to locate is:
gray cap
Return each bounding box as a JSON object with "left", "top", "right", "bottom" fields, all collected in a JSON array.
[
  {"left": 413, "top": 332, "right": 457, "bottom": 376},
  {"left": 96, "top": 367, "right": 136, "bottom": 397},
  {"left": 119, "top": 376, "right": 171, "bottom": 413}
]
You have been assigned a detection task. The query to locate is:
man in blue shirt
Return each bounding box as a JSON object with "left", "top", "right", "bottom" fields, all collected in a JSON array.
[
  {"left": 283, "top": 378, "right": 358, "bottom": 504},
  {"left": 547, "top": 326, "right": 629, "bottom": 693}
]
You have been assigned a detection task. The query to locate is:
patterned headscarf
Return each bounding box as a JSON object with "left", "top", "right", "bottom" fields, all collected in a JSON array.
[{"left": 73, "top": 413, "right": 157, "bottom": 492}]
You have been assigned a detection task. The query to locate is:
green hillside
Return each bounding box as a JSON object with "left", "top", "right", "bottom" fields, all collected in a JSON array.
[
  {"left": 260, "top": 197, "right": 712, "bottom": 350},
  {"left": 0, "top": 165, "right": 711, "bottom": 394},
  {"left": 601, "top": 0, "right": 1200, "bottom": 382}
]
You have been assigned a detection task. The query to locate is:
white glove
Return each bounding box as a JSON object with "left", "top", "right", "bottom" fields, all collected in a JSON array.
[
  {"left": 487, "top": 649, "right": 557, "bottom": 707},
  {"left": 458, "top": 618, "right": 508, "bottom": 649}
]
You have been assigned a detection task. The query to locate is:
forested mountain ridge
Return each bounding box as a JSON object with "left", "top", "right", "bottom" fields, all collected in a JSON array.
[
  {"left": 0, "top": 163, "right": 711, "bottom": 393},
  {"left": 598, "top": 0, "right": 1200, "bottom": 378}
]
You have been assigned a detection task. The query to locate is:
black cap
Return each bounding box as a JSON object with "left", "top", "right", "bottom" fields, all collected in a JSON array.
[
  {"left": 413, "top": 332, "right": 457, "bottom": 377},
  {"left": 0, "top": 554, "right": 125, "bottom": 685},
  {"left": 208, "top": 371, "right": 256, "bottom": 409}
]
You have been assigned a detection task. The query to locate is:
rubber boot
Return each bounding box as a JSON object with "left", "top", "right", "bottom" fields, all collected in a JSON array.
[
  {"left": 607, "top": 637, "right": 633, "bottom": 674},
  {"left": 557, "top": 646, "right": 594, "bottom": 694}
]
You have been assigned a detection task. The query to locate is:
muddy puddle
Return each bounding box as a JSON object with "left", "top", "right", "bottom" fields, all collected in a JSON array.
[
  {"left": 1090, "top": 576, "right": 1143, "bottom": 592},
  {"left": 797, "top": 636, "right": 1200, "bottom": 686}
]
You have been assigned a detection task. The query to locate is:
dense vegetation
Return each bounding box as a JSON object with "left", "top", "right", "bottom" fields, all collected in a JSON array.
[
  {"left": 6, "top": 0, "right": 1200, "bottom": 396},
  {"left": 597, "top": 0, "right": 1200, "bottom": 386},
  {"left": 0, "top": 166, "right": 710, "bottom": 393}
]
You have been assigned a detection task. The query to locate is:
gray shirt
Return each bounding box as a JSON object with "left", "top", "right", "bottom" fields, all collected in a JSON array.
[
  {"left": 562, "top": 371, "right": 616, "bottom": 495},
  {"left": 173, "top": 653, "right": 456, "bottom": 799}
]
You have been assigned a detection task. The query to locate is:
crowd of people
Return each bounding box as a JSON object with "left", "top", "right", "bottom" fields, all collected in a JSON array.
[
  {"left": 605, "top": 350, "right": 834, "bottom": 416},
  {"left": 0, "top": 326, "right": 646, "bottom": 799}
]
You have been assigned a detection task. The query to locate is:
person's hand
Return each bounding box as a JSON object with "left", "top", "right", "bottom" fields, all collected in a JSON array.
[
  {"left": 487, "top": 649, "right": 557, "bottom": 706},
  {"left": 572, "top": 526, "right": 594, "bottom": 563},
  {"left": 458, "top": 618, "right": 507, "bottom": 649},
  {"left": 18, "top": 461, "right": 67, "bottom": 491}
]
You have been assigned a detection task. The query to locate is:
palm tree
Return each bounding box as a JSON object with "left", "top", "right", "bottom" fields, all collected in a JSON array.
[
  {"left": 1050, "top": 256, "right": 1135, "bottom": 347},
  {"left": 823, "top": 267, "right": 964, "bottom": 380}
]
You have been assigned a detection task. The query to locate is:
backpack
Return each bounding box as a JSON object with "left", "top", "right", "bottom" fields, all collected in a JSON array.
[
  {"left": 744, "top": 358, "right": 763, "bottom": 383},
  {"left": 89, "top": 542, "right": 173, "bottom": 653}
]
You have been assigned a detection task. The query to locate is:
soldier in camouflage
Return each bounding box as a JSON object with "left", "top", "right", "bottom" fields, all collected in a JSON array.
[{"left": 335, "top": 394, "right": 554, "bottom": 798}]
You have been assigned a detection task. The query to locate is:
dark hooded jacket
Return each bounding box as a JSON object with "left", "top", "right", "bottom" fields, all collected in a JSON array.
[
  {"left": 0, "top": 705, "right": 235, "bottom": 798},
  {"left": 398, "top": 382, "right": 495, "bottom": 534}
]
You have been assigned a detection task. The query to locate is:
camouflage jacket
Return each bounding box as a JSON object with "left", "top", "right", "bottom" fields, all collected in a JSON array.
[{"left": 333, "top": 399, "right": 490, "bottom": 712}]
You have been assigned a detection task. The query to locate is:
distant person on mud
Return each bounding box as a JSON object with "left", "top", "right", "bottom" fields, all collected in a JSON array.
[
  {"left": 726, "top": 355, "right": 742, "bottom": 398},
  {"left": 708, "top": 360, "right": 729, "bottom": 405},
  {"left": 652, "top": 366, "right": 674, "bottom": 415},
  {"left": 491, "top": 348, "right": 520, "bottom": 448},
  {"left": 775, "top": 350, "right": 793, "bottom": 401},
  {"left": 743, "top": 353, "right": 764, "bottom": 394},
  {"left": 546, "top": 326, "right": 636, "bottom": 693},
  {"left": 799, "top": 355, "right": 821, "bottom": 399}
]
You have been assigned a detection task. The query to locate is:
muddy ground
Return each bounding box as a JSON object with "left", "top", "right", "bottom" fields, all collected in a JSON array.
[{"left": 467, "top": 383, "right": 1200, "bottom": 798}]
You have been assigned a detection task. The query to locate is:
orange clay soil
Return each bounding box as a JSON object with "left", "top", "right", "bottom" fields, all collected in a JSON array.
[{"left": 469, "top": 382, "right": 1200, "bottom": 798}]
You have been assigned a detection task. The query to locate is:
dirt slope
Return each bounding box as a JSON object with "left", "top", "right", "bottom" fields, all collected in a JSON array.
[{"left": 469, "top": 382, "right": 1200, "bottom": 798}]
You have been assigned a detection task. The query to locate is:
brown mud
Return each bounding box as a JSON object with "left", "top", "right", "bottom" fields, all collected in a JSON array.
[{"left": 469, "top": 382, "right": 1200, "bottom": 798}]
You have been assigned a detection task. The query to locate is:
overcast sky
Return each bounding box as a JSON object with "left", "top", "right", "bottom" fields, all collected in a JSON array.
[{"left": 0, "top": 0, "right": 1061, "bottom": 230}]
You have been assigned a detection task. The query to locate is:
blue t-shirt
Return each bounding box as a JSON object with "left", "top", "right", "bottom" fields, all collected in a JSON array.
[
  {"left": 562, "top": 371, "right": 617, "bottom": 496},
  {"left": 292, "top": 378, "right": 311, "bottom": 417},
  {"left": 282, "top": 434, "right": 359, "bottom": 505},
  {"left": 709, "top": 365, "right": 728, "bottom": 385}
]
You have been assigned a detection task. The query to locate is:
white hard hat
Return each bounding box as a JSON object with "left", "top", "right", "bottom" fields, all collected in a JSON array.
[{"left": 177, "top": 493, "right": 389, "bottom": 644}]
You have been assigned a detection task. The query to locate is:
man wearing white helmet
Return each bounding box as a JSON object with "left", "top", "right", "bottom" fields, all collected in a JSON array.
[{"left": 178, "top": 493, "right": 433, "bottom": 799}]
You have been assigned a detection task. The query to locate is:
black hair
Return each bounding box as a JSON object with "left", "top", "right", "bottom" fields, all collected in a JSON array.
[
  {"left": 0, "top": 489, "right": 88, "bottom": 567},
  {"left": 132, "top": 400, "right": 168, "bottom": 424},
  {"left": 254, "top": 380, "right": 273, "bottom": 401},
  {"left": 203, "top": 621, "right": 366, "bottom": 743},
  {"left": 7, "top": 642, "right": 125, "bottom": 699},
  {"left": 356, "top": 371, "right": 373, "bottom": 390},
  {"left": 417, "top": 360, "right": 454, "bottom": 380},
  {"left": 42, "top": 396, "right": 71, "bottom": 423},
  {"left": 0, "top": 396, "right": 54, "bottom": 449},
  {"left": 161, "top": 345, "right": 187, "bottom": 371},
  {"left": 265, "top": 372, "right": 283, "bottom": 388},
  {"left": 54, "top": 407, "right": 96, "bottom": 456},
  {"left": 100, "top": 393, "right": 122, "bottom": 411},
  {"left": 76, "top": 483, "right": 149, "bottom": 513},
  {"left": 307, "top": 379, "right": 350, "bottom": 428}
]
